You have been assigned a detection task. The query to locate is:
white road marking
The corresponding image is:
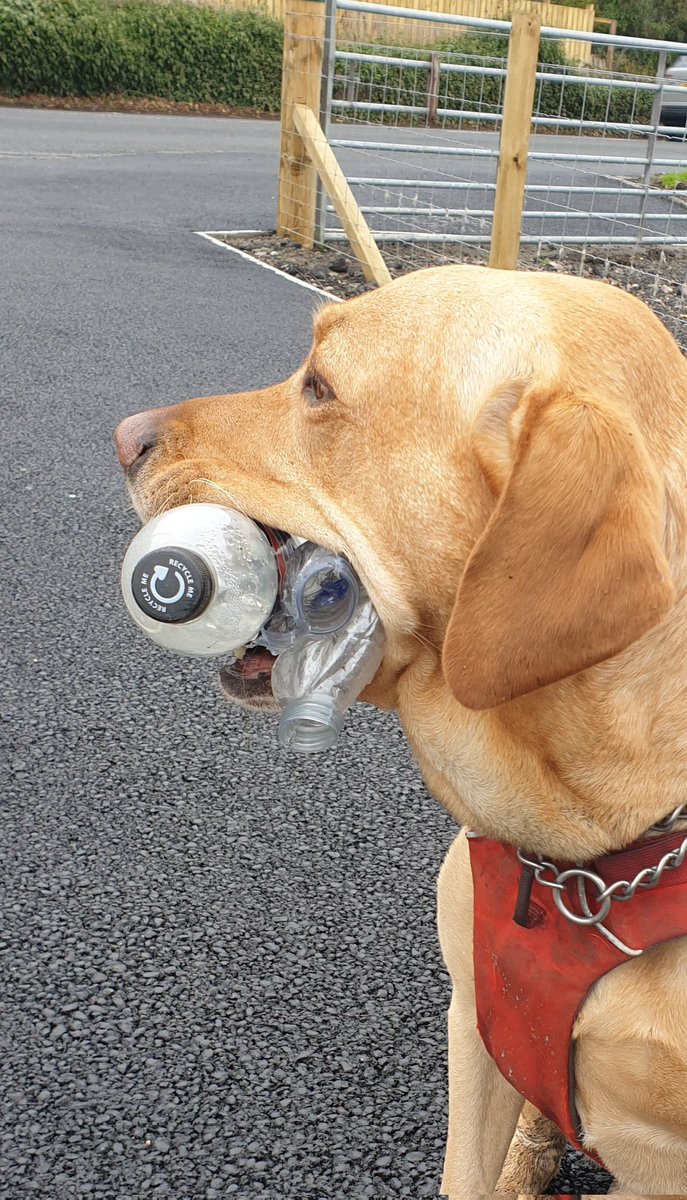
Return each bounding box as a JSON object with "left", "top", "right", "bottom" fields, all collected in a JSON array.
[{"left": 195, "top": 231, "right": 344, "bottom": 302}]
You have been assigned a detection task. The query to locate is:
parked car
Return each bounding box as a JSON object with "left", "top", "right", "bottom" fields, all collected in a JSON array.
[{"left": 660, "top": 55, "right": 687, "bottom": 134}]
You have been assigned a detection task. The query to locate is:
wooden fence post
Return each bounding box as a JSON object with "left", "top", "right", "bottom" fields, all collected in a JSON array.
[
  {"left": 427, "top": 52, "right": 441, "bottom": 127},
  {"left": 489, "top": 10, "right": 540, "bottom": 271},
  {"left": 277, "top": 0, "right": 325, "bottom": 248},
  {"left": 344, "top": 57, "right": 357, "bottom": 104}
]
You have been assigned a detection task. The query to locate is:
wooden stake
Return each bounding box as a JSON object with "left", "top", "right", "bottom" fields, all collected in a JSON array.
[
  {"left": 277, "top": 0, "right": 325, "bottom": 248},
  {"left": 427, "top": 52, "right": 441, "bottom": 127},
  {"left": 344, "top": 57, "right": 357, "bottom": 104},
  {"left": 293, "top": 104, "right": 392, "bottom": 286},
  {"left": 489, "top": 10, "right": 540, "bottom": 271}
]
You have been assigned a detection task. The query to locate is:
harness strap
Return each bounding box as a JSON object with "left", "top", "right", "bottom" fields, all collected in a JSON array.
[{"left": 469, "top": 833, "right": 687, "bottom": 1165}]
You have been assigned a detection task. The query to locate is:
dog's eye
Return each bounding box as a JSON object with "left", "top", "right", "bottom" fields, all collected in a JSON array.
[{"left": 303, "top": 372, "right": 334, "bottom": 407}]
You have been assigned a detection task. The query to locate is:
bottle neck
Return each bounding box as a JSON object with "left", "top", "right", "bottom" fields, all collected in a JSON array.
[{"left": 278, "top": 693, "right": 344, "bottom": 754}]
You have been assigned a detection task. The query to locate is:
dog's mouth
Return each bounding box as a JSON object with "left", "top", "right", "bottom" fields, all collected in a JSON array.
[{"left": 219, "top": 644, "right": 279, "bottom": 711}]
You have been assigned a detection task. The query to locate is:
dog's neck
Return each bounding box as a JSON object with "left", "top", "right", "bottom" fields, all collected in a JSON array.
[{"left": 398, "top": 596, "right": 687, "bottom": 860}]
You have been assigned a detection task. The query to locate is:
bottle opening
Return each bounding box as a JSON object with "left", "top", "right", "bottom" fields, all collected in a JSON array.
[
  {"left": 278, "top": 695, "right": 344, "bottom": 754},
  {"left": 294, "top": 555, "right": 358, "bottom": 635}
]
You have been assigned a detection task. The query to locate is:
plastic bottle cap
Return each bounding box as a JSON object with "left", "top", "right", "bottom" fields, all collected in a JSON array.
[
  {"left": 131, "top": 547, "right": 213, "bottom": 624},
  {"left": 278, "top": 695, "right": 345, "bottom": 754}
]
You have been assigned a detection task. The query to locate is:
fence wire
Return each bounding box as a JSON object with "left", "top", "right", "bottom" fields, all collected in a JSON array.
[
  {"left": 276, "top": 3, "right": 687, "bottom": 343},
  {"left": 325, "top": 19, "right": 510, "bottom": 271}
]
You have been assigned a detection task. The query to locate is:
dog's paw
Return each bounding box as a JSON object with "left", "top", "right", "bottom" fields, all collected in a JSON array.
[{"left": 495, "top": 1106, "right": 566, "bottom": 1195}]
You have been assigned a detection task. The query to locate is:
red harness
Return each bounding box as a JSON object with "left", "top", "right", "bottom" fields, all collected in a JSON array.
[{"left": 469, "top": 829, "right": 687, "bottom": 1164}]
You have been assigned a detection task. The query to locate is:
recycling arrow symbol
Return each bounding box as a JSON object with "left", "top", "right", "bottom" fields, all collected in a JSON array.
[
  {"left": 131, "top": 546, "right": 211, "bottom": 625},
  {"left": 149, "top": 564, "right": 186, "bottom": 605}
]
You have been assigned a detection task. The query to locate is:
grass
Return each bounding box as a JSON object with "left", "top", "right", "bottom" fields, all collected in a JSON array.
[{"left": 656, "top": 170, "right": 687, "bottom": 189}]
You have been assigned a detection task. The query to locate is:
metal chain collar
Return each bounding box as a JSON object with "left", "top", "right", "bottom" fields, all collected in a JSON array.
[{"left": 516, "top": 804, "right": 687, "bottom": 957}]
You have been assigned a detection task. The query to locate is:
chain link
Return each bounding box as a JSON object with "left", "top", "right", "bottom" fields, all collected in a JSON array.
[{"left": 517, "top": 804, "right": 687, "bottom": 931}]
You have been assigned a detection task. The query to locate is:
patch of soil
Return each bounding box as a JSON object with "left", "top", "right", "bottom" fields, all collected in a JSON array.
[
  {"left": 652, "top": 173, "right": 687, "bottom": 191},
  {"left": 219, "top": 232, "right": 687, "bottom": 348},
  {"left": 0, "top": 93, "right": 278, "bottom": 120},
  {"left": 220, "top": 233, "right": 398, "bottom": 299}
]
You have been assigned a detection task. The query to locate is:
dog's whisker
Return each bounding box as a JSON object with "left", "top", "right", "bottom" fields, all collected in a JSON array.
[
  {"left": 187, "top": 477, "right": 246, "bottom": 513},
  {"left": 411, "top": 628, "right": 441, "bottom": 653},
  {"left": 150, "top": 479, "right": 178, "bottom": 520}
]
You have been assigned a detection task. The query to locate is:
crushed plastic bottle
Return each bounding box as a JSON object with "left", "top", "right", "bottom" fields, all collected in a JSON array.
[
  {"left": 259, "top": 541, "right": 359, "bottom": 653},
  {"left": 272, "top": 592, "right": 385, "bottom": 753}
]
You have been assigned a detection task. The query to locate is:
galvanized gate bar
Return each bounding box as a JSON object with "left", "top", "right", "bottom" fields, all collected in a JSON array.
[
  {"left": 331, "top": 140, "right": 500, "bottom": 155},
  {"left": 336, "top": 0, "right": 511, "bottom": 34},
  {"left": 336, "top": 50, "right": 432, "bottom": 69},
  {"left": 336, "top": 0, "right": 687, "bottom": 53},
  {"left": 333, "top": 206, "right": 687, "bottom": 219},
  {"left": 334, "top": 51, "right": 660, "bottom": 92},
  {"left": 331, "top": 100, "right": 659, "bottom": 134},
  {"left": 346, "top": 180, "right": 687, "bottom": 197},
  {"left": 325, "top": 231, "right": 687, "bottom": 245},
  {"left": 331, "top": 142, "right": 687, "bottom": 170}
]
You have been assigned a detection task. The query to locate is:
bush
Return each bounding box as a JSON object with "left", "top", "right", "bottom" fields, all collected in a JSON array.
[
  {"left": 333, "top": 30, "right": 654, "bottom": 130},
  {"left": 0, "top": 0, "right": 284, "bottom": 110},
  {"left": 0, "top": 0, "right": 656, "bottom": 129}
]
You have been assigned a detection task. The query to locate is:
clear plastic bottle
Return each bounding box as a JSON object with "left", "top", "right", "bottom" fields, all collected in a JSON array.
[
  {"left": 272, "top": 594, "right": 385, "bottom": 753},
  {"left": 121, "top": 505, "right": 386, "bottom": 754},
  {"left": 259, "top": 541, "right": 359, "bottom": 653},
  {"left": 121, "top": 503, "right": 280, "bottom": 656}
]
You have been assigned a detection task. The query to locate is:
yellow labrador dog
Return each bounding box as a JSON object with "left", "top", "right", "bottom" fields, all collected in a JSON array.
[{"left": 115, "top": 265, "right": 687, "bottom": 1197}]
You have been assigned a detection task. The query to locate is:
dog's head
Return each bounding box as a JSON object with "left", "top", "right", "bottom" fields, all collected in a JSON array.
[{"left": 115, "top": 265, "right": 678, "bottom": 721}]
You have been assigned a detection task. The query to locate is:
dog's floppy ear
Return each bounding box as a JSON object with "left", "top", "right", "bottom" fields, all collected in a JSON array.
[{"left": 442, "top": 388, "right": 675, "bottom": 709}]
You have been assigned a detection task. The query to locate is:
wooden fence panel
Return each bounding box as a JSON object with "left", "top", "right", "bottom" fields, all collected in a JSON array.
[
  {"left": 149, "top": 0, "right": 596, "bottom": 61},
  {"left": 336, "top": 1, "right": 594, "bottom": 58}
]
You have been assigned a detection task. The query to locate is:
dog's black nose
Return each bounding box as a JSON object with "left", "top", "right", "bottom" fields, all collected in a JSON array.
[{"left": 114, "top": 411, "right": 159, "bottom": 471}]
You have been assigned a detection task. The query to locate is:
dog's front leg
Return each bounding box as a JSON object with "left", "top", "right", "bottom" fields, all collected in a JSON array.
[
  {"left": 495, "top": 1104, "right": 566, "bottom": 1194},
  {"left": 441, "top": 990, "right": 524, "bottom": 1197},
  {"left": 438, "top": 833, "right": 524, "bottom": 1198}
]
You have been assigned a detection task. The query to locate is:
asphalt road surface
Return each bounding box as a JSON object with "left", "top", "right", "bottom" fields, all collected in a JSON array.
[{"left": 2, "top": 107, "right": 612, "bottom": 1198}]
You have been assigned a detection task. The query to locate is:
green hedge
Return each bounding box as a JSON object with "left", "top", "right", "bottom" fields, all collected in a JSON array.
[
  {"left": 0, "top": 0, "right": 655, "bottom": 129},
  {"left": 334, "top": 32, "right": 653, "bottom": 129},
  {"left": 0, "top": 0, "right": 283, "bottom": 110}
]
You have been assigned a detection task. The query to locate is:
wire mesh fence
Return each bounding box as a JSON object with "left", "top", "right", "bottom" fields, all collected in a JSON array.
[
  {"left": 326, "top": 21, "right": 511, "bottom": 271},
  {"left": 276, "top": 0, "right": 687, "bottom": 344}
]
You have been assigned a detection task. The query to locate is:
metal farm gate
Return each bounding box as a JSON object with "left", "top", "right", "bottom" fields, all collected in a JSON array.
[{"left": 277, "top": 0, "right": 687, "bottom": 336}]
